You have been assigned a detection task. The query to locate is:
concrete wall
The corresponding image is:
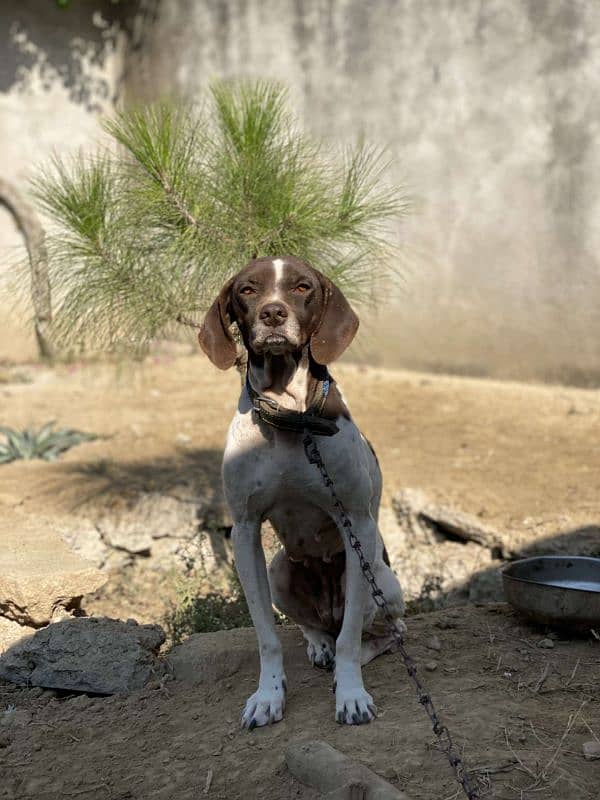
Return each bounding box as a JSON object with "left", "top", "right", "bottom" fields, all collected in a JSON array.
[
  {"left": 2, "top": 1, "right": 600, "bottom": 384},
  {"left": 0, "top": 1, "right": 128, "bottom": 360},
  {"left": 125, "top": 0, "right": 600, "bottom": 384}
]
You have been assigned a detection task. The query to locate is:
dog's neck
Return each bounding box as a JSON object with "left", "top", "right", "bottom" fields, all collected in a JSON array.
[{"left": 247, "top": 347, "right": 321, "bottom": 412}]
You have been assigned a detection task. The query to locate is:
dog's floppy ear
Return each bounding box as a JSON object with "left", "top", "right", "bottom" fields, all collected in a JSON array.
[
  {"left": 310, "top": 273, "right": 359, "bottom": 365},
  {"left": 198, "top": 278, "right": 237, "bottom": 369}
]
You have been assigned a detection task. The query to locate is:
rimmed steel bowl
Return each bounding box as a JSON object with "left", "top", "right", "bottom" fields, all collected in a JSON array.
[{"left": 502, "top": 556, "right": 600, "bottom": 626}]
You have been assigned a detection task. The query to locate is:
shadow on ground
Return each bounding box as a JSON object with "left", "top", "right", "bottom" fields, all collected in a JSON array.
[{"left": 58, "top": 446, "right": 227, "bottom": 517}]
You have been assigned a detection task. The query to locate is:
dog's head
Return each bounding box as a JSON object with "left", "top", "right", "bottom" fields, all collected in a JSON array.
[{"left": 198, "top": 256, "right": 359, "bottom": 369}]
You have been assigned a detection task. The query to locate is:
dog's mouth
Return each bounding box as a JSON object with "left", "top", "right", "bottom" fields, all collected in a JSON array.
[
  {"left": 261, "top": 332, "right": 291, "bottom": 353},
  {"left": 264, "top": 332, "right": 288, "bottom": 346}
]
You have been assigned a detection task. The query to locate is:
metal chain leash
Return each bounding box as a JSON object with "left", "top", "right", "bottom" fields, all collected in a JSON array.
[{"left": 302, "top": 431, "right": 481, "bottom": 800}]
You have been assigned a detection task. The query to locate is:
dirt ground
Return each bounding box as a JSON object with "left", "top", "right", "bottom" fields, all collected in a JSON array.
[
  {"left": 2, "top": 349, "right": 600, "bottom": 532},
  {"left": 1, "top": 351, "right": 600, "bottom": 798},
  {"left": 1, "top": 605, "right": 599, "bottom": 800}
]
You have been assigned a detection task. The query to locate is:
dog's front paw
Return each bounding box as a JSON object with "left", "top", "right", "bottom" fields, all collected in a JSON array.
[
  {"left": 241, "top": 682, "right": 286, "bottom": 730},
  {"left": 335, "top": 685, "right": 376, "bottom": 725}
]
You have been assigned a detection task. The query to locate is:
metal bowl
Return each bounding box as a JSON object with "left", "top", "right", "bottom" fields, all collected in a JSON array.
[{"left": 502, "top": 556, "right": 600, "bottom": 626}]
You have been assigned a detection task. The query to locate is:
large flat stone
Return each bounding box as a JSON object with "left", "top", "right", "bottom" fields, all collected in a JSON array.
[
  {"left": 0, "top": 617, "right": 166, "bottom": 694},
  {"left": 0, "top": 513, "right": 106, "bottom": 626}
]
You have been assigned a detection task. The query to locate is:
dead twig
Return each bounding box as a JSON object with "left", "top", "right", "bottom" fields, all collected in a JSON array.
[
  {"left": 542, "top": 700, "right": 588, "bottom": 776},
  {"left": 65, "top": 783, "right": 111, "bottom": 797},
  {"left": 503, "top": 727, "right": 537, "bottom": 782},
  {"left": 472, "top": 758, "right": 518, "bottom": 775},
  {"left": 565, "top": 657, "right": 580, "bottom": 687},
  {"left": 582, "top": 718, "right": 600, "bottom": 744},
  {"left": 533, "top": 662, "right": 550, "bottom": 693}
]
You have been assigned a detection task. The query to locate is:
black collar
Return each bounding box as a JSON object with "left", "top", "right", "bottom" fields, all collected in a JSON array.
[{"left": 245, "top": 371, "right": 339, "bottom": 436}]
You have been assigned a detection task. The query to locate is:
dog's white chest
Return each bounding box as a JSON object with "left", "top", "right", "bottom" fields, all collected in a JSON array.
[{"left": 222, "top": 402, "right": 375, "bottom": 523}]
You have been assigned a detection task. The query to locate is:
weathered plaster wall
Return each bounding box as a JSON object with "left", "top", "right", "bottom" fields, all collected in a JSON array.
[
  {"left": 2, "top": 1, "right": 599, "bottom": 383},
  {"left": 126, "top": 0, "right": 600, "bottom": 384},
  {"left": 0, "top": 1, "right": 128, "bottom": 359}
]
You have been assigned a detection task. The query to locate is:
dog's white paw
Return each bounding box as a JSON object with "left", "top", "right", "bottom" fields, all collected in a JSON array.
[
  {"left": 334, "top": 684, "right": 376, "bottom": 725},
  {"left": 241, "top": 680, "right": 286, "bottom": 730},
  {"left": 306, "top": 633, "right": 335, "bottom": 670}
]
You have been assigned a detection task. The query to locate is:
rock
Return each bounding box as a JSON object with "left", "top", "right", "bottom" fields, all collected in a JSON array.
[
  {"left": 0, "top": 617, "right": 166, "bottom": 694},
  {"left": 285, "top": 740, "right": 408, "bottom": 799},
  {"left": 1, "top": 707, "right": 32, "bottom": 728},
  {"left": 58, "top": 518, "right": 117, "bottom": 570},
  {"left": 582, "top": 741, "right": 600, "bottom": 761},
  {"left": 0, "top": 513, "right": 105, "bottom": 626},
  {"left": 435, "top": 617, "right": 458, "bottom": 630},
  {"left": 426, "top": 635, "right": 442, "bottom": 652},
  {"left": 385, "top": 489, "right": 508, "bottom": 611},
  {"left": 0, "top": 617, "right": 33, "bottom": 656},
  {"left": 425, "top": 660, "right": 438, "bottom": 671},
  {"left": 168, "top": 627, "right": 310, "bottom": 686},
  {"left": 538, "top": 638, "right": 555, "bottom": 649},
  {"left": 392, "top": 488, "right": 502, "bottom": 549},
  {"left": 168, "top": 627, "right": 262, "bottom": 685},
  {"left": 77, "top": 493, "right": 203, "bottom": 568}
]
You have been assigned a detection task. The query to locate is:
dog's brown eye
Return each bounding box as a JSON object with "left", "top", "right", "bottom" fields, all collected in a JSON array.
[
  {"left": 293, "top": 283, "right": 311, "bottom": 294},
  {"left": 240, "top": 286, "right": 256, "bottom": 296}
]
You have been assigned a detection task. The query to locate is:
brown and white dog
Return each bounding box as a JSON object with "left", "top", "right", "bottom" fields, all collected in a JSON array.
[{"left": 199, "top": 256, "right": 405, "bottom": 728}]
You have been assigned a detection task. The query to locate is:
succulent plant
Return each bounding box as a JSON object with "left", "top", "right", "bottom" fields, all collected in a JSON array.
[{"left": 0, "top": 421, "right": 98, "bottom": 464}]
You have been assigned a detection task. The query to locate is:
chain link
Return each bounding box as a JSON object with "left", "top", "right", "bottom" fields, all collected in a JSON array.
[{"left": 303, "top": 431, "right": 481, "bottom": 800}]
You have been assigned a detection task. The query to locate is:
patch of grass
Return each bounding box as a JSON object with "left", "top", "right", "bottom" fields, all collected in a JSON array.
[
  {"left": 0, "top": 421, "right": 98, "bottom": 464},
  {"left": 405, "top": 574, "right": 445, "bottom": 615},
  {"left": 165, "top": 563, "right": 285, "bottom": 645}
]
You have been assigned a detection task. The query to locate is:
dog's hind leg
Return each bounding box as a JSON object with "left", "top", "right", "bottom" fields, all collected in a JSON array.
[
  {"left": 268, "top": 550, "right": 338, "bottom": 669},
  {"left": 360, "top": 635, "right": 396, "bottom": 665},
  {"left": 360, "top": 556, "right": 406, "bottom": 666}
]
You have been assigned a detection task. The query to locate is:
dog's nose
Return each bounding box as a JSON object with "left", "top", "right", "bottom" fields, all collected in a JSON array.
[{"left": 259, "top": 303, "right": 288, "bottom": 327}]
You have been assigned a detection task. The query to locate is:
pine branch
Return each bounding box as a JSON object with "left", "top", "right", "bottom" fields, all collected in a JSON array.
[{"left": 25, "top": 80, "right": 410, "bottom": 352}]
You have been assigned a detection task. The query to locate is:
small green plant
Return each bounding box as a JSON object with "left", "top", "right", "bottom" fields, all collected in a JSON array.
[
  {"left": 0, "top": 421, "right": 98, "bottom": 464},
  {"left": 165, "top": 563, "right": 285, "bottom": 645}
]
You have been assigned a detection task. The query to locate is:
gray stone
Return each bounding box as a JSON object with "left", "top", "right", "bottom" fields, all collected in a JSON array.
[
  {"left": 426, "top": 635, "right": 442, "bottom": 652},
  {"left": 0, "top": 617, "right": 166, "bottom": 694},
  {"left": 538, "top": 638, "right": 555, "bottom": 649},
  {"left": 582, "top": 741, "right": 600, "bottom": 761}
]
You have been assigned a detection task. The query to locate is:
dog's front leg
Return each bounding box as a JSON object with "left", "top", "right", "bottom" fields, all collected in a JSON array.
[
  {"left": 232, "top": 520, "right": 286, "bottom": 729},
  {"left": 334, "top": 513, "right": 377, "bottom": 725}
]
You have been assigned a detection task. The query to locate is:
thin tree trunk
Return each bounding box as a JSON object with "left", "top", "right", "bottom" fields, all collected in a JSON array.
[{"left": 0, "top": 177, "right": 53, "bottom": 358}]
